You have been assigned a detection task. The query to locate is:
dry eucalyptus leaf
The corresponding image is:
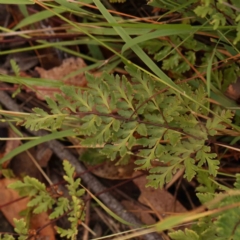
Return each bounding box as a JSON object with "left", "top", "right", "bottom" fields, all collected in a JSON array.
[
  {"left": 121, "top": 200, "right": 156, "bottom": 225},
  {"left": 34, "top": 57, "right": 88, "bottom": 100},
  {"left": 0, "top": 178, "right": 29, "bottom": 225},
  {"left": 133, "top": 172, "right": 187, "bottom": 218}
]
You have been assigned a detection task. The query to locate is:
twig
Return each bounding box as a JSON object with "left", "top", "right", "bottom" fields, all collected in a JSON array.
[{"left": 0, "top": 87, "right": 163, "bottom": 240}]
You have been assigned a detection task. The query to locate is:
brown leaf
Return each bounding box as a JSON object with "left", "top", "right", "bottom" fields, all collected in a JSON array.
[
  {"left": 121, "top": 200, "right": 156, "bottom": 225},
  {"left": 225, "top": 78, "right": 240, "bottom": 101},
  {"left": 0, "top": 178, "right": 29, "bottom": 225},
  {"left": 9, "top": 149, "right": 43, "bottom": 181},
  {"left": 2, "top": 128, "right": 21, "bottom": 168},
  {"left": 0, "top": 178, "right": 55, "bottom": 239},
  {"left": 34, "top": 57, "right": 87, "bottom": 100},
  {"left": 133, "top": 172, "right": 187, "bottom": 219},
  {"left": 35, "top": 143, "right": 53, "bottom": 168},
  {"left": 30, "top": 212, "right": 55, "bottom": 240}
]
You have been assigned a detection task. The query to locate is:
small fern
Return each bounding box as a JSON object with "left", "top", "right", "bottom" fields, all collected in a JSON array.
[
  {"left": 7, "top": 160, "right": 85, "bottom": 240},
  {"left": 9, "top": 59, "right": 22, "bottom": 98}
]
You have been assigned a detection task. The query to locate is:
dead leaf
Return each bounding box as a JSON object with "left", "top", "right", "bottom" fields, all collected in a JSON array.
[
  {"left": 9, "top": 149, "right": 43, "bottom": 181},
  {"left": 0, "top": 178, "right": 55, "bottom": 239},
  {"left": 133, "top": 172, "right": 187, "bottom": 219},
  {"left": 34, "top": 57, "right": 87, "bottom": 100},
  {"left": 121, "top": 200, "right": 156, "bottom": 225},
  {"left": 225, "top": 78, "right": 240, "bottom": 100},
  {"left": 2, "top": 128, "right": 21, "bottom": 168},
  {"left": 36, "top": 143, "right": 53, "bottom": 168},
  {"left": 0, "top": 178, "right": 29, "bottom": 225},
  {"left": 30, "top": 212, "right": 55, "bottom": 240}
]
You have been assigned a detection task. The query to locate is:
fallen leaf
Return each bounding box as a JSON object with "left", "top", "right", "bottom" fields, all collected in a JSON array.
[
  {"left": 30, "top": 212, "right": 55, "bottom": 240},
  {"left": 133, "top": 172, "right": 187, "bottom": 219},
  {"left": 225, "top": 77, "right": 240, "bottom": 101},
  {"left": 36, "top": 143, "right": 53, "bottom": 168},
  {"left": 9, "top": 149, "right": 43, "bottom": 181},
  {"left": 121, "top": 200, "right": 156, "bottom": 225},
  {"left": 2, "top": 128, "right": 21, "bottom": 168},
  {"left": 34, "top": 57, "right": 87, "bottom": 100},
  {"left": 0, "top": 178, "right": 55, "bottom": 239},
  {"left": 0, "top": 178, "right": 29, "bottom": 225}
]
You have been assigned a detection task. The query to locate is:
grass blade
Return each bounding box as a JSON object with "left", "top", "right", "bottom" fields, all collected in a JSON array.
[
  {"left": 0, "top": 0, "right": 33, "bottom": 4},
  {"left": 122, "top": 26, "right": 193, "bottom": 53},
  {"left": 0, "top": 129, "right": 75, "bottom": 164},
  {"left": 13, "top": 7, "right": 67, "bottom": 30}
]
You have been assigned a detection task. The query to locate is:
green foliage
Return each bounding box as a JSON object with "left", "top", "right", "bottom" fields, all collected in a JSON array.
[
  {"left": 56, "top": 161, "right": 86, "bottom": 238},
  {"left": 146, "top": 0, "right": 240, "bottom": 92},
  {"left": 80, "top": 148, "right": 109, "bottom": 165},
  {"left": 10, "top": 59, "right": 22, "bottom": 98},
  {"left": 21, "top": 107, "right": 67, "bottom": 131},
  {"left": 0, "top": 235, "right": 15, "bottom": 240},
  {"left": 141, "top": 35, "right": 239, "bottom": 92},
  {"left": 19, "top": 66, "right": 233, "bottom": 189},
  {"left": 9, "top": 176, "right": 55, "bottom": 214},
  {"left": 0, "top": 219, "right": 28, "bottom": 240},
  {"left": 3, "top": 0, "right": 240, "bottom": 238},
  {"left": 169, "top": 229, "right": 200, "bottom": 240},
  {"left": 149, "top": 0, "right": 240, "bottom": 45},
  {"left": 7, "top": 161, "right": 85, "bottom": 239},
  {"left": 13, "top": 219, "right": 28, "bottom": 240},
  {"left": 170, "top": 174, "right": 240, "bottom": 240},
  {"left": 10, "top": 59, "right": 20, "bottom": 77}
]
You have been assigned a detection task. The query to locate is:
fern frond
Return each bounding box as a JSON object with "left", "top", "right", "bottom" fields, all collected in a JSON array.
[{"left": 19, "top": 65, "right": 234, "bottom": 188}]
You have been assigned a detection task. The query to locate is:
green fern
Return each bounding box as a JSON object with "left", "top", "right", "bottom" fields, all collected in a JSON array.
[
  {"left": 8, "top": 160, "right": 85, "bottom": 240},
  {"left": 0, "top": 235, "right": 15, "bottom": 240},
  {"left": 13, "top": 219, "right": 28, "bottom": 240},
  {"left": 9, "top": 59, "right": 22, "bottom": 98},
  {"left": 18, "top": 66, "right": 233, "bottom": 188}
]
